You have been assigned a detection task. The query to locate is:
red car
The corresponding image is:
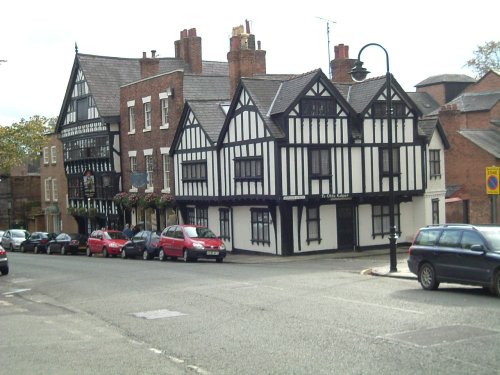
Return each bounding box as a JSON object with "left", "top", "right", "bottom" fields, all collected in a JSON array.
[
  {"left": 86, "top": 230, "right": 129, "bottom": 257},
  {"left": 158, "top": 224, "right": 226, "bottom": 262}
]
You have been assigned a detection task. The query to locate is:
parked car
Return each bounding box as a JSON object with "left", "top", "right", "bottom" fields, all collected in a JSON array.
[
  {"left": 1, "top": 229, "right": 30, "bottom": 251},
  {"left": 0, "top": 244, "right": 8, "bottom": 275},
  {"left": 86, "top": 229, "right": 129, "bottom": 257},
  {"left": 121, "top": 230, "right": 161, "bottom": 260},
  {"left": 47, "top": 233, "right": 88, "bottom": 255},
  {"left": 407, "top": 224, "right": 500, "bottom": 297},
  {"left": 20, "top": 232, "right": 56, "bottom": 254},
  {"left": 158, "top": 224, "right": 226, "bottom": 262}
]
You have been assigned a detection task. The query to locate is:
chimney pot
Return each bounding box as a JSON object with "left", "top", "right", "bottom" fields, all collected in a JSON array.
[
  {"left": 151, "top": 50, "right": 156, "bottom": 58},
  {"left": 142, "top": 52, "right": 147, "bottom": 58},
  {"left": 245, "top": 19, "right": 250, "bottom": 34}
]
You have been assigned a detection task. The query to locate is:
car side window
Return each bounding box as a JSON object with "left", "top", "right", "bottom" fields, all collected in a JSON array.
[
  {"left": 175, "top": 227, "right": 184, "bottom": 239},
  {"left": 415, "top": 229, "right": 441, "bottom": 246},
  {"left": 461, "top": 231, "right": 485, "bottom": 249},
  {"left": 437, "top": 229, "right": 462, "bottom": 248},
  {"left": 166, "top": 227, "right": 175, "bottom": 238}
]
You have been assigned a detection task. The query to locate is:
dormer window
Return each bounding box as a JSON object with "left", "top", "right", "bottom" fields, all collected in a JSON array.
[{"left": 372, "top": 101, "right": 406, "bottom": 118}]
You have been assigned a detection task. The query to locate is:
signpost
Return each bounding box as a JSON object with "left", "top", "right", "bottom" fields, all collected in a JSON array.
[{"left": 486, "top": 166, "right": 499, "bottom": 223}]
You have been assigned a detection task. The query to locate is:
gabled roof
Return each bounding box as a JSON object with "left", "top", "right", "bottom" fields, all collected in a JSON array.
[
  {"left": 415, "top": 74, "right": 476, "bottom": 87},
  {"left": 188, "top": 100, "right": 229, "bottom": 143},
  {"left": 417, "top": 117, "right": 450, "bottom": 148},
  {"left": 239, "top": 78, "right": 286, "bottom": 138},
  {"left": 335, "top": 75, "right": 421, "bottom": 117},
  {"left": 56, "top": 53, "right": 229, "bottom": 129},
  {"left": 458, "top": 128, "right": 500, "bottom": 158},
  {"left": 269, "top": 70, "right": 322, "bottom": 115}
]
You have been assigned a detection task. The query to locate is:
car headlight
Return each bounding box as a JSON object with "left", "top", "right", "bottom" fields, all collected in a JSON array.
[
  {"left": 192, "top": 242, "right": 204, "bottom": 250},
  {"left": 219, "top": 244, "right": 226, "bottom": 250},
  {"left": 109, "top": 243, "right": 121, "bottom": 248}
]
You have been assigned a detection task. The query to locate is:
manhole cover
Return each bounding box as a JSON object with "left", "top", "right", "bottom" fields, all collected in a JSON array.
[{"left": 385, "top": 325, "right": 498, "bottom": 347}]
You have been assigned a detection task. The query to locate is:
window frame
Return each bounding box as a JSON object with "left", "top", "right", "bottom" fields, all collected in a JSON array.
[
  {"left": 372, "top": 203, "right": 400, "bottom": 237},
  {"left": 380, "top": 147, "right": 400, "bottom": 176},
  {"left": 310, "top": 148, "right": 331, "bottom": 179},
  {"left": 182, "top": 160, "right": 207, "bottom": 182},
  {"left": 128, "top": 106, "right": 136, "bottom": 133},
  {"left": 250, "top": 208, "right": 270, "bottom": 245},
  {"left": 43, "top": 147, "right": 49, "bottom": 165},
  {"left": 44, "top": 178, "right": 51, "bottom": 201},
  {"left": 161, "top": 97, "right": 169, "bottom": 127},
  {"left": 145, "top": 155, "right": 153, "bottom": 189},
  {"left": 51, "top": 179, "right": 58, "bottom": 201},
  {"left": 144, "top": 102, "right": 152, "bottom": 130},
  {"left": 306, "top": 206, "right": 321, "bottom": 244},
  {"left": 50, "top": 146, "right": 57, "bottom": 164},
  {"left": 234, "top": 156, "right": 263, "bottom": 181},
  {"left": 162, "top": 154, "right": 170, "bottom": 193},
  {"left": 219, "top": 208, "right": 230, "bottom": 241},
  {"left": 429, "top": 149, "right": 441, "bottom": 178},
  {"left": 301, "top": 98, "right": 336, "bottom": 117}
]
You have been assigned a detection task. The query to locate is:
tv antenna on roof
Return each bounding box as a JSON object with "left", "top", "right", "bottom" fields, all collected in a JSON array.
[{"left": 316, "top": 17, "right": 336, "bottom": 79}]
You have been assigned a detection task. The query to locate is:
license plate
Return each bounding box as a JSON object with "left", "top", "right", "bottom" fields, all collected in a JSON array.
[{"left": 206, "top": 251, "right": 219, "bottom": 256}]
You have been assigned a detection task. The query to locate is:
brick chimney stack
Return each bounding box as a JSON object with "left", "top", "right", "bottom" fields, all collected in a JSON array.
[
  {"left": 140, "top": 50, "right": 160, "bottom": 79},
  {"left": 227, "top": 20, "right": 266, "bottom": 97},
  {"left": 331, "top": 44, "right": 357, "bottom": 83},
  {"left": 174, "top": 28, "right": 202, "bottom": 74}
]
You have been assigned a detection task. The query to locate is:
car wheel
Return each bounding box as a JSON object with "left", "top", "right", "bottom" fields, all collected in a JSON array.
[
  {"left": 491, "top": 271, "right": 500, "bottom": 297},
  {"left": 216, "top": 258, "right": 223, "bottom": 263},
  {"left": 34, "top": 246, "right": 39, "bottom": 254},
  {"left": 46, "top": 246, "right": 51, "bottom": 255},
  {"left": 121, "top": 250, "right": 127, "bottom": 259},
  {"left": 419, "top": 263, "right": 439, "bottom": 290},
  {"left": 61, "top": 246, "right": 66, "bottom": 256},
  {"left": 143, "top": 250, "right": 151, "bottom": 261},
  {"left": 103, "top": 248, "right": 109, "bottom": 258},
  {"left": 20, "top": 245, "right": 25, "bottom": 253},
  {"left": 10, "top": 244, "right": 14, "bottom": 252},
  {"left": 159, "top": 249, "right": 167, "bottom": 262},
  {"left": 86, "top": 247, "right": 92, "bottom": 257},
  {"left": 183, "top": 250, "right": 190, "bottom": 263},
  {"left": 1, "top": 267, "right": 8, "bottom": 275}
]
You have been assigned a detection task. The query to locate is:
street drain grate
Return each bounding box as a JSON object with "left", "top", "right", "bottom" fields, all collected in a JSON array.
[
  {"left": 131, "top": 309, "right": 186, "bottom": 320},
  {"left": 384, "top": 325, "right": 498, "bottom": 347}
]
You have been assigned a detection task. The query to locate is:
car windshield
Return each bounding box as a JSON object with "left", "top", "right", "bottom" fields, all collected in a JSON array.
[
  {"left": 105, "top": 232, "right": 128, "bottom": 240},
  {"left": 478, "top": 227, "right": 500, "bottom": 251},
  {"left": 184, "top": 226, "right": 217, "bottom": 239},
  {"left": 12, "top": 230, "right": 27, "bottom": 238}
]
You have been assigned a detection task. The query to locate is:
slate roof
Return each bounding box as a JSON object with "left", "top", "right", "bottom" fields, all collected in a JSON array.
[
  {"left": 240, "top": 77, "right": 286, "bottom": 138},
  {"left": 415, "top": 74, "right": 476, "bottom": 87},
  {"left": 188, "top": 100, "right": 229, "bottom": 143},
  {"left": 407, "top": 92, "right": 440, "bottom": 116},
  {"left": 336, "top": 76, "right": 386, "bottom": 113},
  {"left": 72, "top": 53, "right": 228, "bottom": 122},
  {"left": 458, "top": 128, "right": 500, "bottom": 158},
  {"left": 427, "top": 91, "right": 500, "bottom": 116},
  {"left": 417, "top": 117, "right": 450, "bottom": 148},
  {"left": 269, "top": 70, "right": 321, "bottom": 115},
  {"left": 183, "top": 75, "right": 230, "bottom": 101}
]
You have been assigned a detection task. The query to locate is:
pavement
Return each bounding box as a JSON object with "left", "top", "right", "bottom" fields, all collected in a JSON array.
[{"left": 225, "top": 247, "right": 417, "bottom": 280}]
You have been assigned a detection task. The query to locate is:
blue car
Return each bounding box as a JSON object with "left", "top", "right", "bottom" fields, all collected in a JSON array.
[{"left": 121, "top": 230, "right": 161, "bottom": 260}]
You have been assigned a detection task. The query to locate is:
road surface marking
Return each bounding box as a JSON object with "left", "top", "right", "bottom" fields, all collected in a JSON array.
[{"left": 326, "top": 296, "right": 424, "bottom": 314}]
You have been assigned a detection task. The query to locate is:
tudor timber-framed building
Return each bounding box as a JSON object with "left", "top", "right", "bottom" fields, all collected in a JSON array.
[
  {"left": 55, "top": 28, "right": 230, "bottom": 233},
  {"left": 171, "top": 44, "right": 449, "bottom": 255}
]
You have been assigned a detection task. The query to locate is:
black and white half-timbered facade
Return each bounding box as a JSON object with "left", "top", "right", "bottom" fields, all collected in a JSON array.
[
  {"left": 171, "top": 69, "right": 448, "bottom": 254},
  {"left": 55, "top": 53, "right": 135, "bottom": 232}
]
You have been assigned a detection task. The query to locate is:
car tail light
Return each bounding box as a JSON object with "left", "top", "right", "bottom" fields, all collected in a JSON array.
[
  {"left": 0, "top": 248, "right": 6, "bottom": 255},
  {"left": 40, "top": 239, "right": 49, "bottom": 244}
]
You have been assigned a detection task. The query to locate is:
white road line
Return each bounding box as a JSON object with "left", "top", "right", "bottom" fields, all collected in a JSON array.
[
  {"left": 149, "top": 348, "right": 162, "bottom": 354},
  {"left": 325, "top": 296, "right": 424, "bottom": 314},
  {"left": 3, "top": 288, "right": 31, "bottom": 295}
]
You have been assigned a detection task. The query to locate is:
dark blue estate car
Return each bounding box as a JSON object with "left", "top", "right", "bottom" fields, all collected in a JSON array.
[
  {"left": 407, "top": 224, "right": 500, "bottom": 297},
  {"left": 121, "top": 230, "right": 161, "bottom": 260}
]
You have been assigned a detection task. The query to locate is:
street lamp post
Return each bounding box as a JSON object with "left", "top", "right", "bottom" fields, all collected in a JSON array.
[{"left": 350, "top": 43, "right": 398, "bottom": 272}]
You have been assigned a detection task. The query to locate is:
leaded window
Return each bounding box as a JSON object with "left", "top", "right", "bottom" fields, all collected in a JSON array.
[
  {"left": 182, "top": 161, "right": 207, "bottom": 182},
  {"left": 310, "top": 148, "right": 331, "bottom": 178},
  {"left": 234, "top": 157, "right": 262, "bottom": 181},
  {"left": 372, "top": 101, "right": 406, "bottom": 118},
  {"left": 219, "top": 208, "right": 230, "bottom": 240},
  {"left": 372, "top": 204, "right": 400, "bottom": 237},
  {"left": 251, "top": 208, "right": 270, "bottom": 245},
  {"left": 301, "top": 98, "right": 336, "bottom": 117},
  {"left": 196, "top": 207, "right": 208, "bottom": 227},
  {"left": 306, "top": 206, "right": 320, "bottom": 243},
  {"left": 380, "top": 147, "right": 400, "bottom": 176}
]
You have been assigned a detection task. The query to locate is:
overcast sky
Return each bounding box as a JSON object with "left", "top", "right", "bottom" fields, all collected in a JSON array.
[{"left": 0, "top": 0, "right": 498, "bottom": 126}]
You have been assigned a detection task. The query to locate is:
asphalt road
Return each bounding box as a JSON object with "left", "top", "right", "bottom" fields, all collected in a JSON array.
[{"left": 1, "top": 251, "right": 499, "bottom": 374}]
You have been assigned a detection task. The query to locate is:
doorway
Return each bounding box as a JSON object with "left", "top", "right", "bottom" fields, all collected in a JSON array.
[{"left": 336, "top": 203, "right": 354, "bottom": 250}]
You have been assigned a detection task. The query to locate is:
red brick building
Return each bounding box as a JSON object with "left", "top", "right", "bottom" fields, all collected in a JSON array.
[{"left": 421, "top": 71, "right": 500, "bottom": 223}]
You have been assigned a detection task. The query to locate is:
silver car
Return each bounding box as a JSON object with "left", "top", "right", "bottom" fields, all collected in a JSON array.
[{"left": 2, "top": 229, "right": 30, "bottom": 251}]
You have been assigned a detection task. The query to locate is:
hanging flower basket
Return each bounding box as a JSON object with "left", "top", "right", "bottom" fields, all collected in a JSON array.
[
  {"left": 158, "top": 193, "right": 174, "bottom": 209},
  {"left": 139, "top": 192, "right": 160, "bottom": 208}
]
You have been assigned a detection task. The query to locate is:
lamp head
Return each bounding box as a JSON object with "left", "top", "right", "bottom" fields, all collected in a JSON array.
[{"left": 350, "top": 60, "right": 370, "bottom": 82}]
